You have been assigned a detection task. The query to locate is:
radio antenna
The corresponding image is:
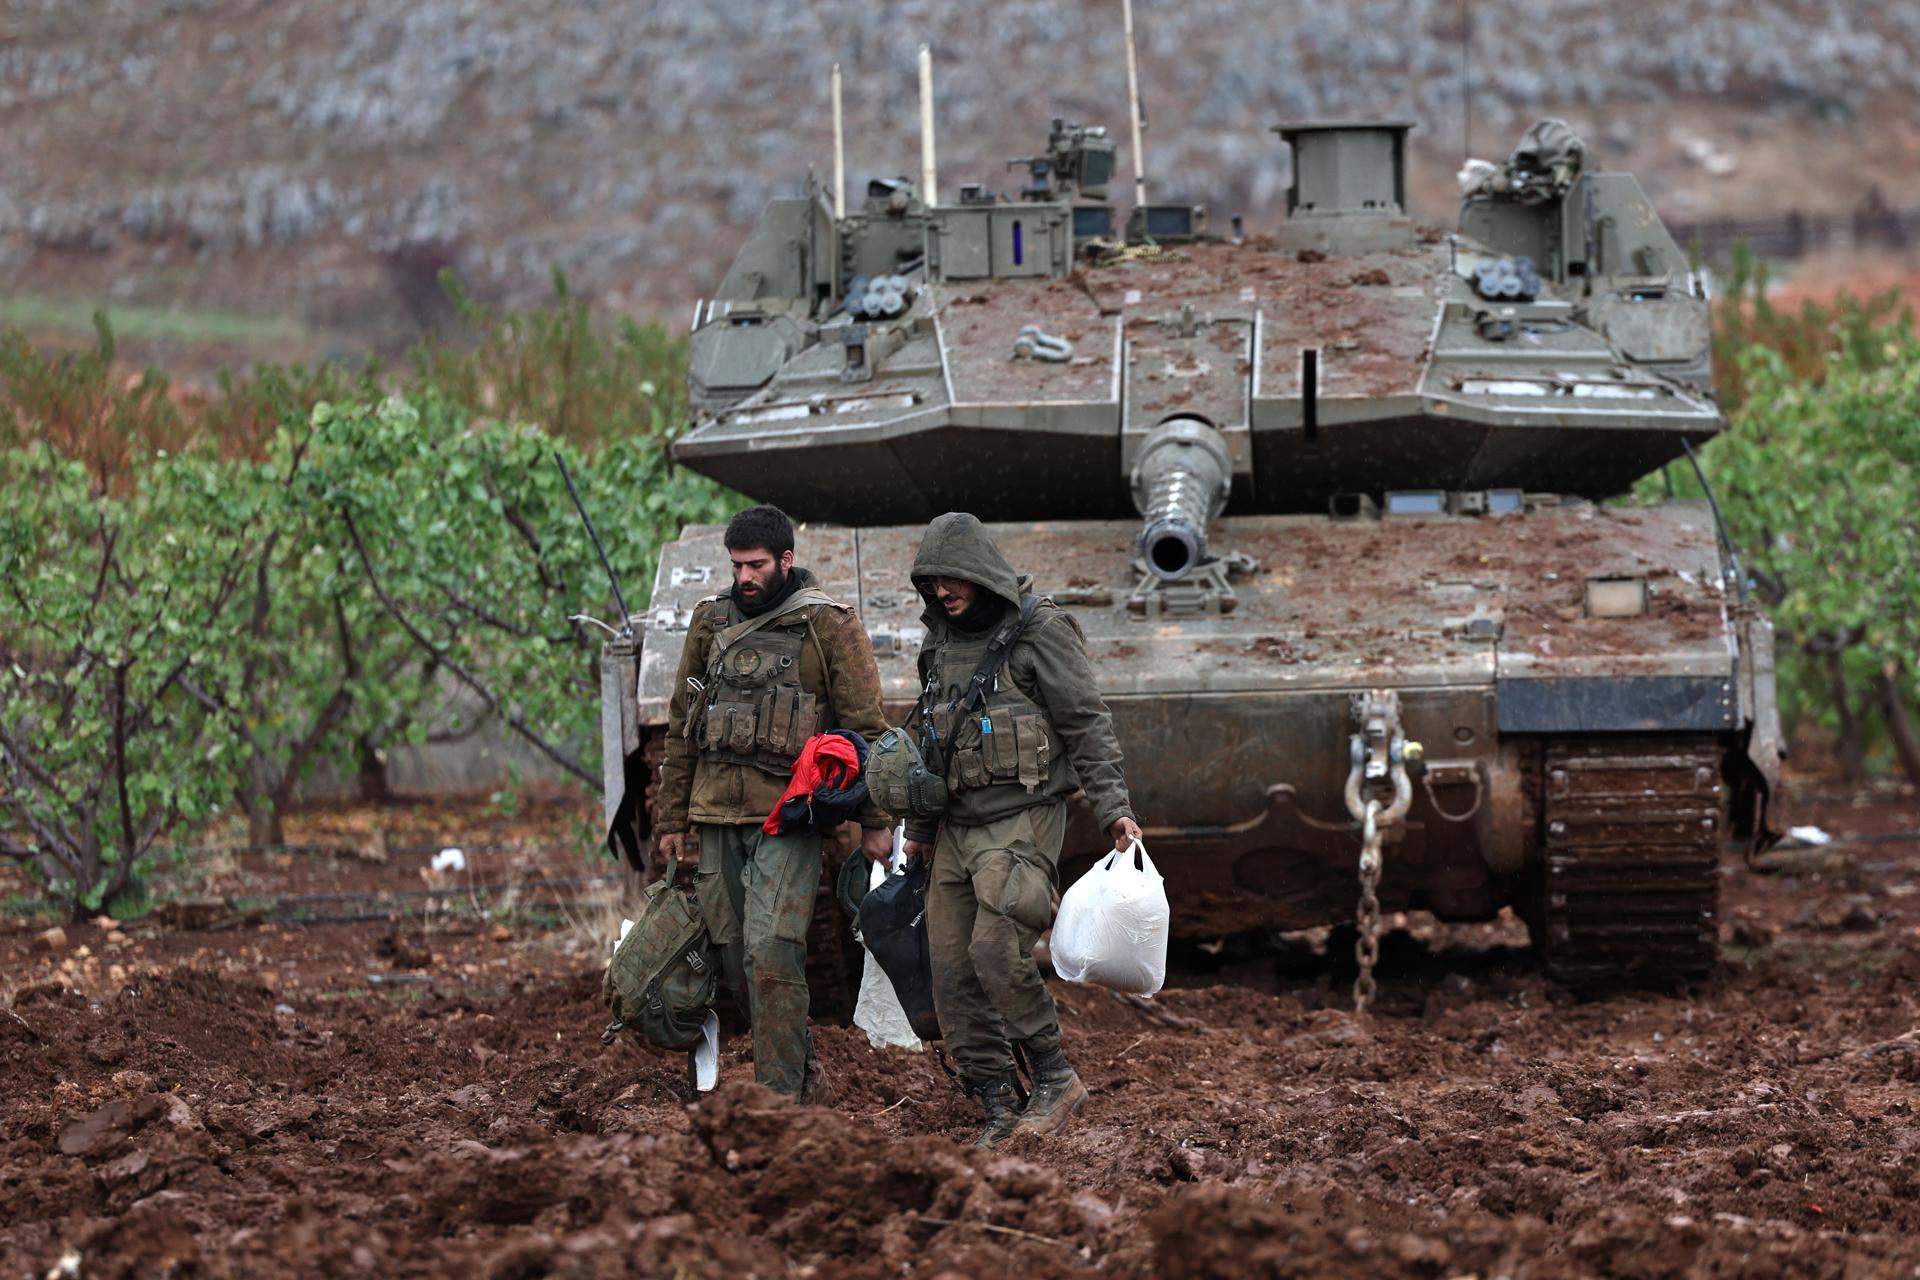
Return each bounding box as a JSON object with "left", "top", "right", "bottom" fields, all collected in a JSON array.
[
  {"left": 918, "top": 45, "right": 939, "bottom": 204},
  {"left": 831, "top": 63, "right": 847, "bottom": 219},
  {"left": 553, "top": 452, "right": 634, "bottom": 639},
  {"left": 1460, "top": 0, "right": 1473, "bottom": 161},
  {"left": 1123, "top": 0, "right": 1149, "bottom": 207}
]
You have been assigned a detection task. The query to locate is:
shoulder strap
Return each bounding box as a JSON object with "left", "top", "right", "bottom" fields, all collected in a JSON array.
[
  {"left": 951, "top": 593, "right": 1039, "bottom": 720},
  {"left": 915, "top": 594, "right": 1037, "bottom": 770},
  {"left": 711, "top": 587, "right": 837, "bottom": 656}
]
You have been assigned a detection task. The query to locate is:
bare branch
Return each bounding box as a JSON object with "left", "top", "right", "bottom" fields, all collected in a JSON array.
[
  {"left": 110, "top": 662, "right": 138, "bottom": 864},
  {"left": 277, "top": 682, "right": 355, "bottom": 807},
  {"left": 434, "top": 579, "right": 540, "bottom": 639},
  {"left": 485, "top": 471, "right": 566, "bottom": 594},
  {"left": 340, "top": 507, "right": 595, "bottom": 786},
  {"left": 0, "top": 712, "right": 82, "bottom": 820},
  {"left": 178, "top": 676, "right": 264, "bottom": 755}
]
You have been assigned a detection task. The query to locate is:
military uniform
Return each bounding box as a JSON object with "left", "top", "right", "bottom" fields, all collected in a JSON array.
[
  {"left": 904, "top": 514, "right": 1135, "bottom": 1127},
  {"left": 657, "top": 566, "right": 889, "bottom": 1095}
]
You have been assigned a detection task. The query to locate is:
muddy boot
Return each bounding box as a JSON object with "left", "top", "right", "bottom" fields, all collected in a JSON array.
[
  {"left": 1012, "top": 1047, "right": 1087, "bottom": 1137},
  {"left": 797, "top": 1044, "right": 836, "bottom": 1106},
  {"left": 967, "top": 1074, "right": 1025, "bottom": 1149}
]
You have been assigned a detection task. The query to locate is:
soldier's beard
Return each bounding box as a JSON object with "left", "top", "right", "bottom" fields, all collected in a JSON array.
[
  {"left": 741, "top": 567, "right": 783, "bottom": 599},
  {"left": 735, "top": 566, "right": 790, "bottom": 615}
]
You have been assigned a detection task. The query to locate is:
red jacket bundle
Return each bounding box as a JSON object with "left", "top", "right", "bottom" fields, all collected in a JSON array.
[{"left": 762, "top": 730, "right": 871, "bottom": 835}]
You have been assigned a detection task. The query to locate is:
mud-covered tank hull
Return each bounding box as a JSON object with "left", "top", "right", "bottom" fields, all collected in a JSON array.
[{"left": 604, "top": 500, "right": 1780, "bottom": 983}]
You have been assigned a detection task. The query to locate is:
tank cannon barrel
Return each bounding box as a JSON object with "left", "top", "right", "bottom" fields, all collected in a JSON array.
[{"left": 1130, "top": 417, "right": 1232, "bottom": 581}]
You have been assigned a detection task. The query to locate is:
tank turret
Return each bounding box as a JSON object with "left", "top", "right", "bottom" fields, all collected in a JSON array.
[{"left": 672, "top": 115, "right": 1721, "bottom": 528}]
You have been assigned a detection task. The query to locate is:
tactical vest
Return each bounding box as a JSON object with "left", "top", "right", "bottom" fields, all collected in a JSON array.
[
  {"left": 689, "top": 590, "right": 831, "bottom": 774},
  {"left": 924, "top": 605, "right": 1058, "bottom": 795}
]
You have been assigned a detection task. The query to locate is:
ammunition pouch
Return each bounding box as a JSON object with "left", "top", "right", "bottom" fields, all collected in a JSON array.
[
  {"left": 689, "top": 601, "right": 821, "bottom": 773},
  {"left": 933, "top": 704, "right": 1053, "bottom": 795},
  {"left": 866, "top": 725, "right": 950, "bottom": 820}
]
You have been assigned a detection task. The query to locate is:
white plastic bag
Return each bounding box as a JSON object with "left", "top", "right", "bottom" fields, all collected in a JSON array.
[
  {"left": 1050, "top": 840, "right": 1169, "bottom": 995},
  {"left": 853, "top": 827, "right": 925, "bottom": 1051},
  {"left": 691, "top": 1010, "right": 721, "bottom": 1091}
]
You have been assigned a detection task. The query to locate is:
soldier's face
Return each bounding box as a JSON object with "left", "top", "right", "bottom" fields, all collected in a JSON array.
[
  {"left": 731, "top": 546, "right": 793, "bottom": 602},
  {"left": 930, "top": 576, "right": 978, "bottom": 617}
]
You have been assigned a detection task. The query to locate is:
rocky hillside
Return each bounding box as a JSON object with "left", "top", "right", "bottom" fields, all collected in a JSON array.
[{"left": 4, "top": 0, "right": 1918, "bottom": 366}]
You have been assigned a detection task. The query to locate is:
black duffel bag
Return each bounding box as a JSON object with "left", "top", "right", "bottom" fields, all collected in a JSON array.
[{"left": 856, "top": 860, "right": 942, "bottom": 1043}]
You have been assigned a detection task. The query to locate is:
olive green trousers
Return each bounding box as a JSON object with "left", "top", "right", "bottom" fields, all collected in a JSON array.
[
  {"left": 695, "top": 823, "right": 821, "bottom": 1095},
  {"left": 926, "top": 801, "right": 1067, "bottom": 1081}
]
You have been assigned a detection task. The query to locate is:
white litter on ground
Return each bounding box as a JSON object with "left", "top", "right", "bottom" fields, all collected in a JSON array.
[
  {"left": 692, "top": 1010, "right": 720, "bottom": 1091},
  {"left": 1789, "top": 825, "right": 1833, "bottom": 846},
  {"left": 431, "top": 847, "right": 466, "bottom": 872}
]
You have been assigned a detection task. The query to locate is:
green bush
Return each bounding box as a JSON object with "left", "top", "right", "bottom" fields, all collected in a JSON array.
[
  {"left": 295, "top": 393, "right": 731, "bottom": 786},
  {"left": 0, "top": 446, "right": 248, "bottom": 915},
  {"left": 1, "top": 277, "right": 731, "bottom": 907},
  {"left": 404, "top": 270, "right": 688, "bottom": 449},
  {"left": 1710, "top": 244, "right": 1914, "bottom": 413},
  {"left": 1647, "top": 314, "right": 1920, "bottom": 780}
]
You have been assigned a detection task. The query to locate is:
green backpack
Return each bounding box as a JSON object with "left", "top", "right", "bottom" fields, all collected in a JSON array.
[{"left": 600, "top": 878, "right": 719, "bottom": 1052}]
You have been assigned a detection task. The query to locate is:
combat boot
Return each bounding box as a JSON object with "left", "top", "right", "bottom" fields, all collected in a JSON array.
[
  {"left": 1012, "top": 1047, "right": 1087, "bottom": 1137},
  {"left": 797, "top": 1045, "right": 836, "bottom": 1106},
  {"left": 967, "top": 1074, "right": 1025, "bottom": 1149}
]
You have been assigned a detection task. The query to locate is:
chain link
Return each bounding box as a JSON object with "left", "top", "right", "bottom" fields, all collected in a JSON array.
[{"left": 1352, "top": 799, "right": 1384, "bottom": 1014}]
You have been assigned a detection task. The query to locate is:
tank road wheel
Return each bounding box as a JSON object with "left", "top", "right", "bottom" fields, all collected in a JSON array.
[{"left": 1532, "top": 736, "right": 1725, "bottom": 989}]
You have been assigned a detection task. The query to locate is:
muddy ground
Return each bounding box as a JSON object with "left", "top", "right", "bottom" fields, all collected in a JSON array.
[{"left": 4, "top": 778, "right": 1919, "bottom": 1280}]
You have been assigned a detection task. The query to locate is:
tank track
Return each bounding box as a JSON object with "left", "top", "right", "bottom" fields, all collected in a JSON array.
[{"left": 1536, "top": 736, "right": 1725, "bottom": 988}]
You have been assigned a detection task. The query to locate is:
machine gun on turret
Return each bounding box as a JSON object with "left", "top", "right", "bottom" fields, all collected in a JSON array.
[{"left": 1007, "top": 118, "right": 1117, "bottom": 202}]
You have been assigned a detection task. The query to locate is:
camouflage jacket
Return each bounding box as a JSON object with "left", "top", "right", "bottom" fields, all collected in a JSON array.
[
  {"left": 656, "top": 567, "right": 890, "bottom": 833},
  {"left": 902, "top": 513, "right": 1135, "bottom": 843}
]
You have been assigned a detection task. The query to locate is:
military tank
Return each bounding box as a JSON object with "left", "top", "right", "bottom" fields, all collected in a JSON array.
[{"left": 600, "top": 110, "right": 1783, "bottom": 996}]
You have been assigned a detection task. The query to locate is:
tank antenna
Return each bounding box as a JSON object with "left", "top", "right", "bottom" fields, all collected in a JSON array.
[
  {"left": 1460, "top": 0, "right": 1473, "bottom": 161},
  {"left": 1122, "top": 0, "right": 1149, "bottom": 206},
  {"left": 831, "top": 62, "right": 847, "bottom": 220},
  {"left": 552, "top": 451, "right": 634, "bottom": 640},
  {"left": 918, "top": 44, "right": 938, "bottom": 204}
]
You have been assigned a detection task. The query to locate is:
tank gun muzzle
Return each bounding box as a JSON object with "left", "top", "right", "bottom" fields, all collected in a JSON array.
[{"left": 1130, "top": 417, "right": 1232, "bottom": 581}]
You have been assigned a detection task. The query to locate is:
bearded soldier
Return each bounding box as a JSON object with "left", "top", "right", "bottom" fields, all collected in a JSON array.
[
  {"left": 896, "top": 512, "right": 1141, "bottom": 1146},
  {"left": 655, "top": 505, "right": 892, "bottom": 1100}
]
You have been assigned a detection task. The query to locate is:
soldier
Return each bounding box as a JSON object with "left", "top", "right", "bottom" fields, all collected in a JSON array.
[
  {"left": 896, "top": 512, "right": 1140, "bottom": 1147},
  {"left": 654, "top": 504, "right": 893, "bottom": 1100}
]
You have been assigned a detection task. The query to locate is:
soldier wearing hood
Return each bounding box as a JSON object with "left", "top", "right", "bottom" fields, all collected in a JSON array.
[
  {"left": 656, "top": 505, "right": 892, "bottom": 1100},
  {"left": 899, "top": 512, "right": 1141, "bottom": 1147}
]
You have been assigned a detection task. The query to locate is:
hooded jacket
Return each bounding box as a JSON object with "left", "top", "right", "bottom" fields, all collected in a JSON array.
[
  {"left": 905, "top": 512, "right": 1135, "bottom": 841},
  {"left": 657, "top": 566, "right": 890, "bottom": 834}
]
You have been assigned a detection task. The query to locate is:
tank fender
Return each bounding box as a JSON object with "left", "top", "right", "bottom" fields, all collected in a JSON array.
[
  {"left": 1733, "top": 606, "right": 1785, "bottom": 849},
  {"left": 1735, "top": 607, "right": 1784, "bottom": 794},
  {"left": 600, "top": 636, "right": 648, "bottom": 868}
]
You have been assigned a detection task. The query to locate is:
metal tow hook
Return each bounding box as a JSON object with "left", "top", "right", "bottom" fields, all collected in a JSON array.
[
  {"left": 1011, "top": 325, "right": 1074, "bottom": 363},
  {"left": 1344, "top": 690, "right": 1417, "bottom": 1015}
]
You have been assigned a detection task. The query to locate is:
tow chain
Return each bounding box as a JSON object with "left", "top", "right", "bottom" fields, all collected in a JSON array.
[
  {"left": 1352, "top": 800, "right": 1385, "bottom": 1012},
  {"left": 1343, "top": 690, "right": 1416, "bottom": 1015}
]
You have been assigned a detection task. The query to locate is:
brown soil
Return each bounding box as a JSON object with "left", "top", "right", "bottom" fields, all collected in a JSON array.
[{"left": 4, "top": 776, "right": 1920, "bottom": 1278}]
